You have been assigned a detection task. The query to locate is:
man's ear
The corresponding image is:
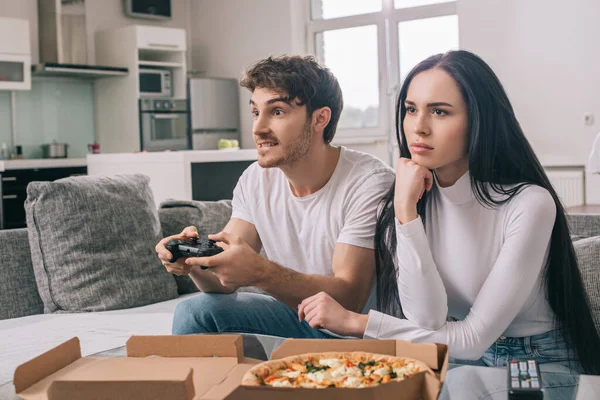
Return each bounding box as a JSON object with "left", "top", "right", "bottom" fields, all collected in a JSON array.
[{"left": 311, "top": 107, "right": 332, "bottom": 135}]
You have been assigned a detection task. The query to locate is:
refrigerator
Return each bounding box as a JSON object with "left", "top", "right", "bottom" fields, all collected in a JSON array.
[{"left": 188, "top": 77, "right": 241, "bottom": 150}]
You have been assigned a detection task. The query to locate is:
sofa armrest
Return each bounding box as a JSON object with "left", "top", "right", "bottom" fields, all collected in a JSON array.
[
  {"left": 568, "top": 214, "right": 600, "bottom": 240},
  {"left": 0, "top": 228, "right": 44, "bottom": 320}
]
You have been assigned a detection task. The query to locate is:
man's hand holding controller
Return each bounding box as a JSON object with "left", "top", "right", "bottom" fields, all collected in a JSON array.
[
  {"left": 156, "top": 226, "right": 266, "bottom": 293},
  {"left": 155, "top": 226, "right": 202, "bottom": 275}
]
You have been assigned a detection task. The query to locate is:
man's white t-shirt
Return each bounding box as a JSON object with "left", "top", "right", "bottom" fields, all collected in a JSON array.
[{"left": 231, "top": 146, "right": 394, "bottom": 278}]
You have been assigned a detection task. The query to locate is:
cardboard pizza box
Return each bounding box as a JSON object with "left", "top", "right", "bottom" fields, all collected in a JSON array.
[
  {"left": 14, "top": 336, "right": 448, "bottom": 400},
  {"left": 224, "top": 338, "right": 449, "bottom": 400},
  {"left": 14, "top": 335, "right": 260, "bottom": 400}
]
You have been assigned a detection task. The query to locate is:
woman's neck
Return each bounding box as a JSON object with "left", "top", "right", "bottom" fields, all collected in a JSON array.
[{"left": 434, "top": 157, "right": 469, "bottom": 187}]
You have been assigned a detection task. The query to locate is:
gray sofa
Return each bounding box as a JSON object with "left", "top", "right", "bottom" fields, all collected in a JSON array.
[
  {"left": 0, "top": 174, "right": 599, "bottom": 399},
  {"left": 0, "top": 199, "right": 233, "bottom": 321},
  {"left": 0, "top": 175, "right": 244, "bottom": 397}
]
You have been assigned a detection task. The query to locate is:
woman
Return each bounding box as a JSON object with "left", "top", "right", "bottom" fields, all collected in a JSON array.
[{"left": 297, "top": 50, "right": 600, "bottom": 398}]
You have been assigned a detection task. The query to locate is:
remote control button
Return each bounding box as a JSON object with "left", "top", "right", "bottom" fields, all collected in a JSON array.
[
  {"left": 519, "top": 362, "right": 527, "bottom": 371},
  {"left": 521, "top": 380, "right": 530, "bottom": 388},
  {"left": 511, "top": 379, "right": 520, "bottom": 389}
]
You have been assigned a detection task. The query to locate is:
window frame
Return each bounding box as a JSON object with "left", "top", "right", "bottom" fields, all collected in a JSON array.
[{"left": 302, "top": 0, "right": 458, "bottom": 154}]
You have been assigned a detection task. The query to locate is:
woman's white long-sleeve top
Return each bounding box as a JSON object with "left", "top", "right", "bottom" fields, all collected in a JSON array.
[{"left": 364, "top": 171, "right": 557, "bottom": 360}]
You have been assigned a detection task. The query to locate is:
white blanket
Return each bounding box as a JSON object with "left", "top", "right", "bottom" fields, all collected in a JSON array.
[{"left": 0, "top": 294, "right": 195, "bottom": 385}]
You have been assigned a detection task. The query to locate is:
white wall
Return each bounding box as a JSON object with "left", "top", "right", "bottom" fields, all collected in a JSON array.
[
  {"left": 188, "top": 0, "right": 391, "bottom": 162},
  {"left": 189, "top": 0, "right": 295, "bottom": 149},
  {"left": 458, "top": 0, "right": 600, "bottom": 203},
  {"left": 0, "top": 0, "right": 191, "bottom": 65},
  {"left": 190, "top": 1, "right": 600, "bottom": 203},
  {"left": 4, "top": 0, "right": 597, "bottom": 202},
  {"left": 85, "top": 0, "right": 191, "bottom": 65}
]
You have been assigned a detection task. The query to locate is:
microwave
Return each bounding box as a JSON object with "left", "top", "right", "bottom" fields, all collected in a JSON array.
[{"left": 139, "top": 68, "right": 172, "bottom": 98}]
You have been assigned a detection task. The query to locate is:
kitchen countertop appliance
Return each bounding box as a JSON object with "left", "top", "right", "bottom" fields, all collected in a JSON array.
[
  {"left": 41, "top": 141, "right": 68, "bottom": 158},
  {"left": 139, "top": 98, "right": 190, "bottom": 151}
]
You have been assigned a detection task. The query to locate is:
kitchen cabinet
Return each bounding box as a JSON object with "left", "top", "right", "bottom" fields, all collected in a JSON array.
[
  {"left": 0, "top": 17, "right": 31, "bottom": 91},
  {"left": 0, "top": 166, "right": 87, "bottom": 229},
  {"left": 94, "top": 25, "right": 187, "bottom": 153},
  {"left": 135, "top": 26, "right": 186, "bottom": 51}
]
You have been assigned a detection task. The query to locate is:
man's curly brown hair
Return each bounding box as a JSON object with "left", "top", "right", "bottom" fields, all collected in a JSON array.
[{"left": 240, "top": 55, "right": 343, "bottom": 144}]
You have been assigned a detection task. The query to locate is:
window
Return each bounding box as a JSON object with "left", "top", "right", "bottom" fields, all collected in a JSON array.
[
  {"left": 398, "top": 14, "right": 459, "bottom": 80},
  {"left": 311, "top": 0, "right": 382, "bottom": 20},
  {"left": 307, "top": 0, "right": 459, "bottom": 144},
  {"left": 316, "top": 25, "right": 379, "bottom": 129}
]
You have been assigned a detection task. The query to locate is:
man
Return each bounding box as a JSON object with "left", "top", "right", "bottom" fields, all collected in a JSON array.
[{"left": 156, "top": 55, "right": 394, "bottom": 338}]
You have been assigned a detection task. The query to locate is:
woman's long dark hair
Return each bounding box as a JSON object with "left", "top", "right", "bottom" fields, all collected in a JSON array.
[{"left": 375, "top": 50, "right": 600, "bottom": 374}]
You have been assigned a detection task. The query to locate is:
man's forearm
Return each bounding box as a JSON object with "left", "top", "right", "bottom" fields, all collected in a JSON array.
[
  {"left": 189, "top": 266, "right": 235, "bottom": 294},
  {"left": 255, "top": 259, "right": 367, "bottom": 312}
]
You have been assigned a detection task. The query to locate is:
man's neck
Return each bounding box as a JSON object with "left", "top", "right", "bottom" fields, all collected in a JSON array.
[{"left": 281, "top": 145, "right": 341, "bottom": 197}]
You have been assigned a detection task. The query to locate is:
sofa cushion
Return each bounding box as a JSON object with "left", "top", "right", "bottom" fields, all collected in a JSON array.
[
  {"left": 158, "top": 200, "right": 232, "bottom": 294},
  {"left": 0, "top": 228, "right": 44, "bottom": 320},
  {"left": 574, "top": 235, "right": 600, "bottom": 331},
  {"left": 25, "top": 174, "right": 178, "bottom": 313}
]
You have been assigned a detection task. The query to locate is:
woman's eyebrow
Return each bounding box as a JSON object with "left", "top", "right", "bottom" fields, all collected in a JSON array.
[{"left": 405, "top": 100, "right": 454, "bottom": 107}]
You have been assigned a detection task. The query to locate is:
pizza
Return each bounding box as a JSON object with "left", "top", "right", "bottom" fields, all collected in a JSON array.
[{"left": 241, "top": 351, "right": 432, "bottom": 389}]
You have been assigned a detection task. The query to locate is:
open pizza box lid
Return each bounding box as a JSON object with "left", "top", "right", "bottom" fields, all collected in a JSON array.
[
  {"left": 14, "top": 335, "right": 260, "bottom": 400},
  {"left": 224, "top": 338, "right": 449, "bottom": 400}
]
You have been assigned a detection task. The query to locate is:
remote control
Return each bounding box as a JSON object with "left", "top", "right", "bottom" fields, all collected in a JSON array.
[
  {"left": 508, "top": 359, "right": 543, "bottom": 399},
  {"left": 165, "top": 237, "right": 223, "bottom": 270}
]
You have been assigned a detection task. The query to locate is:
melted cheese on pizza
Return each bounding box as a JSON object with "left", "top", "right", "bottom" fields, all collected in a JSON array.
[{"left": 261, "top": 356, "right": 424, "bottom": 388}]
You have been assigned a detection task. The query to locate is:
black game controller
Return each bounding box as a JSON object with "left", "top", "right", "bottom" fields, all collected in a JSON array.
[{"left": 165, "top": 237, "right": 223, "bottom": 269}]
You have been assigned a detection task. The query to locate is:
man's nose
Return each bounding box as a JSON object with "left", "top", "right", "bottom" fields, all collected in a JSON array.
[{"left": 252, "top": 114, "right": 269, "bottom": 135}]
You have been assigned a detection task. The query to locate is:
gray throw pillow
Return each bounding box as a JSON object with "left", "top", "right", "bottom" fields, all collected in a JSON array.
[
  {"left": 25, "top": 174, "right": 178, "bottom": 313},
  {"left": 158, "top": 200, "right": 233, "bottom": 294},
  {"left": 574, "top": 236, "right": 600, "bottom": 332}
]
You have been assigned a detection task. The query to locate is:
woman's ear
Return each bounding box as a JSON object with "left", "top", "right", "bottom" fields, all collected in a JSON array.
[{"left": 312, "top": 107, "right": 332, "bottom": 134}]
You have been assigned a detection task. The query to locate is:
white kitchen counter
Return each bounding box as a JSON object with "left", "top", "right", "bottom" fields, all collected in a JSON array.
[
  {"left": 0, "top": 158, "right": 87, "bottom": 172},
  {"left": 87, "top": 149, "right": 258, "bottom": 205},
  {"left": 87, "top": 149, "right": 258, "bottom": 164}
]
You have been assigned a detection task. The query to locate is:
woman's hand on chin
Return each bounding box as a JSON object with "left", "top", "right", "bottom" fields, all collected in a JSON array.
[
  {"left": 298, "top": 292, "right": 369, "bottom": 337},
  {"left": 394, "top": 157, "right": 433, "bottom": 224}
]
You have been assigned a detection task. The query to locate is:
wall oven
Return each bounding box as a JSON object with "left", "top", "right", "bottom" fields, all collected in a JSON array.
[{"left": 139, "top": 98, "right": 190, "bottom": 151}]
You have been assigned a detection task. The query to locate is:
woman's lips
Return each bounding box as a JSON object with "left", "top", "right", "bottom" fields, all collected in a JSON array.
[{"left": 410, "top": 143, "right": 434, "bottom": 154}]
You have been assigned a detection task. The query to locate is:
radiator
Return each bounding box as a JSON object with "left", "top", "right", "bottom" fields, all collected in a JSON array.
[{"left": 545, "top": 169, "right": 585, "bottom": 208}]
